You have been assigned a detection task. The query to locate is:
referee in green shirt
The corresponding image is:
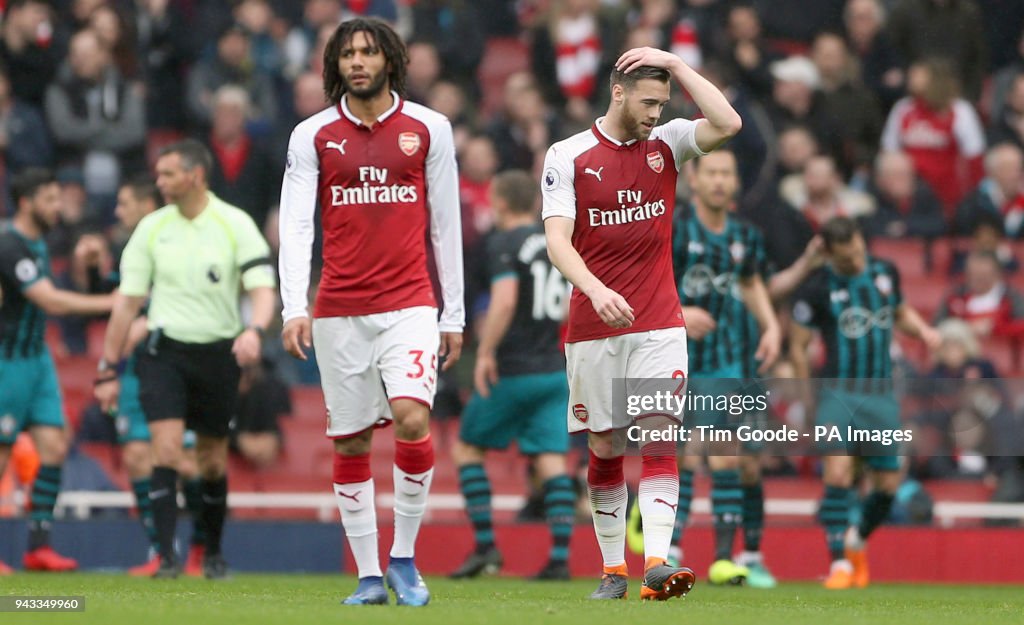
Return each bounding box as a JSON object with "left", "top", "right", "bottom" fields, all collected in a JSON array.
[{"left": 94, "top": 139, "right": 276, "bottom": 579}]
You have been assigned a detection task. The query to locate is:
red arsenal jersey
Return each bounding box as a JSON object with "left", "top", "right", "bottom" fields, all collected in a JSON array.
[
  {"left": 278, "top": 92, "right": 464, "bottom": 331},
  {"left": 541, "top": 117, "right": 706, "bottom": 343}
]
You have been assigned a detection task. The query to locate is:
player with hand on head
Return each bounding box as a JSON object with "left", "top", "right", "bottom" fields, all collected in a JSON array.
[
  {"left": 542, "top": 46, "right": 741, "bottom": 600},
  {"left": 278, "top": 18, "right": 463, "bottom": 606}
]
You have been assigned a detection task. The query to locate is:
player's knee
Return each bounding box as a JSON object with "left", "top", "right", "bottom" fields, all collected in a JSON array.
[
  {"left": 588, "top": 435, "right": 620, "bottom": 460},
  {"left": 36, "top": 436, "right": 68, "bottom": 465},
  {"left": 393, "top": 407, "right": 430, "bottom": 440},
  {"left": 122, "top": 443, "right": 152, "bottom": 479},
  {"left": 334, "top": 432, "right": 372, "bottom": 456}
]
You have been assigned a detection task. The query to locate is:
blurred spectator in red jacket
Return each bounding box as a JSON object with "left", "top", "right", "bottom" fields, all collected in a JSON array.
[
  {"left": 936, "top": 250, "right": 1024, "bottom": 339},
  {"left": 953, "top": 143, "right": 1024, "bottom": 238}
]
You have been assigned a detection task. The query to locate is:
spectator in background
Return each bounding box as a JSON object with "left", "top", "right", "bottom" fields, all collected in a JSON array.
[
  {"left": 935, "top": 250, "right": 1024, "bottom": 339},
  {"left": 716, "top": 2, "right": 778, "bottom": 100},
  {"left": 881, "top": 58, "right": 986, "bottom": 216},
  {"left": 406, "top": 41, "right": 441, "bottom": 104},
  {"left": 844, "top": 0, "right": 904, "bottom": 111},
  {"left": 775, "top": 125, "right": 819, "bottom": 185},
  {"left": 427, "top": 80, "right": 472, "bottom": 152},
  {"left": 865, "top": 150, "right": 945, "bottom": 239},
  {"left": 233, "top": 0, "right": 285, "bottom": 78},
  {"left": 629, "top": 0, "right": 703, "bottom": 72},
  {"left": 205, "top": 85, "right": 278, "bottom": 230},
  {"left": 132, "top": 0, "right": 192, "bottom": 132},
  {"left": 781, "top": 154, "right": 875, "bottom": 229},
  {"left": 987, "top": 27, "right": 1024, "bottom": 123},
  {"left": 888, "top": 0, "right": 988, "bottom": 101},
  {"left": 811, "top": 31, "right": 883, "bottom": 181},
  {"left": 273, "top": 71, "right": 325, "bottom": 161},
  {"left": 949, "top": 211, "right": 1020, "bottom": 276},
  {"left": 928, "top": 318, "right": 999, "bottom": 379},
  {"left": 458, "top": 134, "right": 498, "bottom": 252},
  {"left": 412, "top": 0, "right": 485, "bottom": 100},
  {"left": 767, "top": 56, "right": 844, "bottom": 170},
  {"left": 530, "top": 0, "right": 618, "bottom": 125},
  {"left": 88, "top": 4, "right": 137, "bottom": 79},
  {"left": 0, "top": 0, "right": 60, "bottom": 109},
  {"left": 45, "top": 29, "right": 146, "bottom": 213},
  {"left": 0, "top": 64, "right": 54, "bottom": 180},
  {"left": 282, "top": 0, "right": 342, "bottom": 80},
  {"left": 988, "top": 72, "right": 1024, "bottom": 152},
  {"left": 186, "top": 23, "right": 278, "bottom": 132},
  {"left": 487, "top": 72, "right": 559, "bottom": 173},
  {"left": 953, "top": 143, "right": 1024, "bottom": 238},
  {"left": 752, "top": 0, "right": 846, "bottom": 45},
  {"left": 230, "top": 360, "right": 289, "bottom": 470}
]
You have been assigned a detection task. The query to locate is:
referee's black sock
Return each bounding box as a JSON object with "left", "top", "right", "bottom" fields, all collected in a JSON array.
[
  {"left": 150, "top": 466, "right": 179, "bottom": 562},
  {"left": 200, "top": 477, "right": 228, "bottom": 557}
]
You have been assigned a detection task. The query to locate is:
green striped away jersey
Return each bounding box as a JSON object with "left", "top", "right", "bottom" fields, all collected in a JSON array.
[
  {"left": 792, "top": 257, "right": 903, "bottom": 378},
  {"left": 0, "top": 224, "right": 49, "bottom": 359},
  {"left": 673, "top": 207, "right": 767, "bottom": 374}
]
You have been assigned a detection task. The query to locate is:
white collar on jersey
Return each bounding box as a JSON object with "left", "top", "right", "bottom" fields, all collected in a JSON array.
[
  {"left": 340, "top": 90, "right": 401, "bottom": 126},
  {"left": 594, "top": 116, "right": 637, "bottom": 146}
]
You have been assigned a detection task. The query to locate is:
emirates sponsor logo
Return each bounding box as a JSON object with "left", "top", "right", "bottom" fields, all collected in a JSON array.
[
  {"left": 587, "top": 189, "right": 666, "bottom": 227},
  {"left": 902, "top": 120, "right": 950, "bottom": 149},
  {"left": 330, "top": 165, "right": 418, "bottom": 205}
]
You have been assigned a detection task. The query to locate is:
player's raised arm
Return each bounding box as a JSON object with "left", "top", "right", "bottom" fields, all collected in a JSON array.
[
  {"left": 616, "top": 47, "right": 742, "bottom": 153},
  {"left": 423, "top": 112, "right": 465, "bottom": 368},
  {"left": 278, "top": 123, "right": 319, "bottom": 359}
]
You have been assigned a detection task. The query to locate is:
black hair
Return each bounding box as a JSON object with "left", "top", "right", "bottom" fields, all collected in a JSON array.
[
  {"left": 609, "top": 65, "right": 670, "bottom": 92},
  {"left": 121, "top": 174, "right": 162, "bottom": 208},
  {"left": 969, "top": 211, "right": 1006, "bottom": 237},
  {"left": 10, "top": 168, "right": 56, "bottom": 207},
  {"left": 692, "top": 147, "right": 737, "bottom": 170},
  {"left": 158, "top": 139, "right": 213, "bottom": 179},
  {"left": 323, "top": 17, "right": 408, "bottom": 103},
  {"left": 820, "top": 216, "right": 862, "bottom": 250}
]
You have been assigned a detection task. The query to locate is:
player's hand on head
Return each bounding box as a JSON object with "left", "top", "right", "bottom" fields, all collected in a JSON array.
[
  {"left": 616, "top": 47, "right": 682, "bottom": 74},
  {"left": 474, "top": 351, "right": 499, "bottom": 398},
  {"left": 755, "top": 324, "right": 782, "bottom": 374},
  {"left": 682, "top": 306, "right": 715, "bottom": 339},
  {"left": 440, "top": 332, "right": 463, "bottom": 371},
  {"left": 802, "top": 236, "right": 826, "bottom": 269},
  {"left": 590, "top": 286, "right": 635, "bottom": 329},
  {"left": 282, "top": 317, "right": 312, "bottom": 361}
]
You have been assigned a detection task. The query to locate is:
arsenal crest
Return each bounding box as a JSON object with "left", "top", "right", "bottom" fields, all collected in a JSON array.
[
  {"left": 646, "top": 151, "right": 664, "bottom": 173},
  {"left": 572, "top": 403, "right": 589, "bottom": 423},
  {"left": 398, "top": 132, "right": 420, "bottom": 156}
]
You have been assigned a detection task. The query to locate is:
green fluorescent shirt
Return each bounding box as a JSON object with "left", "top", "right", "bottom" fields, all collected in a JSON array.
[{"left": 119, "top": 192, "right": 276, "bottom": 343}]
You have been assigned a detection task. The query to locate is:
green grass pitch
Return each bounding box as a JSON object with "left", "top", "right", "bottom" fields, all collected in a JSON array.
[{"left": 3, "top": 574, "right": 1022, "bottom": 625}]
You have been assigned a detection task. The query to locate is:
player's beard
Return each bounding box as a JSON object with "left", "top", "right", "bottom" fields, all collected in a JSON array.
[
  {"left": 345, "top": 70, "right": 388, "bottom": 100},
  {"left": 621, "top": 107, "right": 651, "bottom": 141},
  {"left": 31, "top": 208, "right": 54, "bottom": 234}
]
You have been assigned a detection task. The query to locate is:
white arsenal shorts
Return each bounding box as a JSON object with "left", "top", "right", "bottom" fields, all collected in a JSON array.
[
  {"left": 312, "top": 306, "right": 440, "bottom": 438},
  {"left": 564, "top": 327, "right": 688, "bottom": 433}
]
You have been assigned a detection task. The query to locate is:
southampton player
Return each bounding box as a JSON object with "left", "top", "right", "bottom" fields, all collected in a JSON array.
[
  {"left": 542, "top": 47, "right": 741, "bottom": 600},
  {"left": 789, "top": 217, "right": 940, "bottom": 589},
  {"left": 0, "top": 169, "right": 114, "bottom": 572},
  {"left": 451, "top": 170, "right": 574, "bottom": 581},
  {"left": 278, "top": 19, "right": 463, "bottom": 606},
  {"left": 666, "top": 149, "right": 780, "bottom": 587}
]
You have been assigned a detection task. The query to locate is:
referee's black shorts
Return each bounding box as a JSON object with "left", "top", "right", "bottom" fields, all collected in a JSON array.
[{"left": 137, "top": 335, "right": 240, "bottom": 438}]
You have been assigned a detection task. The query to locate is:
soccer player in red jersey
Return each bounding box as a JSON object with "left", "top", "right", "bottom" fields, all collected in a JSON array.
[
  {"left": 277, "top": 18, "right": 464, "bottom": 606},
  {"left": 542, "top": 47, "right": 742, "bottom": 600}
]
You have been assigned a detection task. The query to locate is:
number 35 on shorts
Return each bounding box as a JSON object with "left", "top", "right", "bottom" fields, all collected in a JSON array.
[{"left": 407, "top": 349, "right": 437, "bottom": 393}]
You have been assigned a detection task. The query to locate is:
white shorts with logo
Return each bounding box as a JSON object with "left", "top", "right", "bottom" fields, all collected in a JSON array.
[
  {"left": 313, "top": 306, "right": 440, "bottom": 438},
  {"left": 564, "top": 326, "right": 688, "bottom": 433}
]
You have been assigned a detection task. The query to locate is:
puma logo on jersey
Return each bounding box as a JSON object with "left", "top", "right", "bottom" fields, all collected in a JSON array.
[
  {"left": 326, "top": 140, "right": 347, "bottom": 155},
  {"left": 336, "top": 489, "right": 362, "bottom": 503},
  {"left": 654, "top": 498, "right": 678, "bottom": 512},
  {"left": 584, "top": 166, "right": 604, "bottom": 182},
  {"left": 594, "top": 507, "right": 620, "bottom": 518}
]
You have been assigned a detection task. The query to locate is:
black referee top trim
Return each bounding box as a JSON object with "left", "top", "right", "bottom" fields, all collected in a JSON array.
[{"left": 240, "top": 257, "right": 273, "bottom": 273}]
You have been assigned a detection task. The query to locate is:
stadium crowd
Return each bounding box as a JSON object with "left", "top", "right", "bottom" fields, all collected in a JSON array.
[{"left": 1, "top": 0, "right": 1023, "bottom": 520}]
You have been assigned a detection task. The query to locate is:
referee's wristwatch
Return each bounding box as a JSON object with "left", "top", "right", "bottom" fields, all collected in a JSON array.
[{"left": 94, "top": 358, "right": 121, "bottom": 387}]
